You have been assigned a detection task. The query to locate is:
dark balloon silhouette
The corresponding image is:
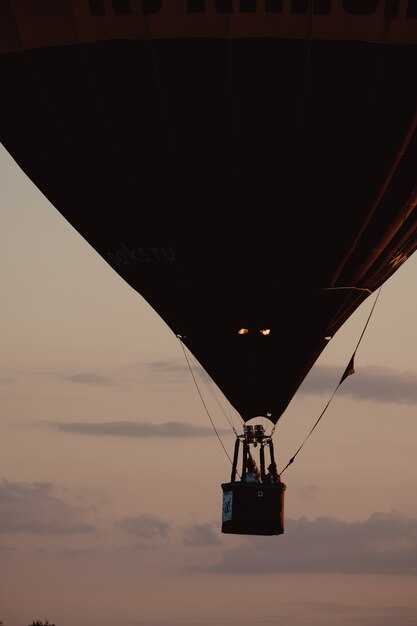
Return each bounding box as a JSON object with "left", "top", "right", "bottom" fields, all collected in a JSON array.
[{"left": 2, "top": 1, "right": 417, "bottom": 424}]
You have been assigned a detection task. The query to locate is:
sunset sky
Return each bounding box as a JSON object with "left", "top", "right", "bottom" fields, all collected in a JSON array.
[{"left": 1, "top": 140, "right": 417, "bottom": 626}]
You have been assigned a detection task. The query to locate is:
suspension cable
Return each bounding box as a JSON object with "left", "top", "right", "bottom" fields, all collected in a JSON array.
[
  {"left": 177, "top": 338, "right": 235, "bottom": 465},
  {"left": 280, "top": 286, "right": 382, "bottom": 475}
]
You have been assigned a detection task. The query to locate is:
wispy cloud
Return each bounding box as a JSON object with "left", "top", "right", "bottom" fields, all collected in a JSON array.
[
  {"left": 182, "top": 522, "right": 222, "bottom": 547},
  {"left": 56, "top": 420, "right": 224, "bottom": 438},
  {"left": 0, "top": 375, "right": 16, "bottom": 384},
  {"left": 0, "top": 543, "right": 14, "bottom": 554},
  {"left": 123, "top": 359, "right": 204, "bottom": 385},
  {"left": 54, "top": 362, "right": 417, "bottom": 406},
  {"left": 115, "top": 514, "right": 171, "bottom": 538},
  {"left": 301, "top": 364, "right": 417, "bottom": 405},
  {"left": 54, "top": 359, "right": 202, "bottom": 388},
  {"left": 146, "top": 359, "right": 193, "bottom": 377},
  {"left": 134, "top": 361, "right": 417, "bottom": 406},
  {"left": 209, "top": 512, "right": 417, "bottom": 575},
  {"left": 117, "top": 603, "right": 417, "bottom": 626},
  {"left": 58, "top": 372, "right": 114, "bottom": 386},
  {"left": 0, "top": 480, "right": 94, "bottom": 535}
]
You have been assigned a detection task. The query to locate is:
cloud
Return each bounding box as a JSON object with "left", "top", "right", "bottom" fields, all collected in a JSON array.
[
  {"left": 300, "top": 364, "right": 417, "bottom": 405},
  {"left": 56, "top": 420, "right": 224, "bottom": 438},
  {"left": 115, "top": 514, "right": 171, "bottom": 538},
  {"left": 0, "top": 376, "right": 15, "bottom": 384},
  {"left": 182, "top": 522, "right": 222, "bottom": 547},
  {"left": 345, "top": 606, "right": 417, "bottom": 626},
  {"left": 146, "top": 359, "right": 193, "bottom": 377},
  {"left": 50, "top": 360, "right": 193, "bottom": 389},
  {"left": 0, "top": 543, "right": 14, "bottom": 554},
  {"left": 295, "top": 484, "right": 319, "bottom": 501},
  {"left": 121, "top": 359, "right": 207, "bottom": 388},
  {"left": 208, "top": 512, "right": 417, "bottom": 575},
  {"left": 0, "top": 480, "right": 94, "bottom": 535},
  {"left": 59, "top": 373, "right": 113, "bottom": 385},
  {"left": 52, "top": 362, "right": 417, "bottom": 406}
]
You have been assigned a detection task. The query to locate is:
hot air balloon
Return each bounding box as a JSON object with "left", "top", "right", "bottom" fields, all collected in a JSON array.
[{"left": 2, "top": 0, "right": 417, "bottom": 535}]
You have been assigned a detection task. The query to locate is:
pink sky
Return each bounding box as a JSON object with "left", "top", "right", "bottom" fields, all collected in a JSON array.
[{"left": 1, "top": 143, "right": 417, "bottom": 626}]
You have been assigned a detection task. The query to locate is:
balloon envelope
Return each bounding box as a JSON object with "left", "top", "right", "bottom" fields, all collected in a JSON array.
[{"left": 2, "top": 1, "right": 417, "bottom": 423}]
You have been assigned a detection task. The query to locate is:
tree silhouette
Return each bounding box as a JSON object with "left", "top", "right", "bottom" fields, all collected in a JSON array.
[{"left": 29, "top": 621, "right": 55, "bottom": 626}]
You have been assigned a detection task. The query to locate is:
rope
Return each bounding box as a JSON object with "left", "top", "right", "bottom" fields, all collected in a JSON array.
[
  {"left": 280, "top": 286, "right": 382, "bottom": 475},
  {"left": 322, "top": 286, "right": 372, "bottom": 294},
  {"left": 179, "top": 343, "right": 240, "bottom": 432},
  {"left": 177, "top": 338, "right": 235, "bottom": 466}
]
